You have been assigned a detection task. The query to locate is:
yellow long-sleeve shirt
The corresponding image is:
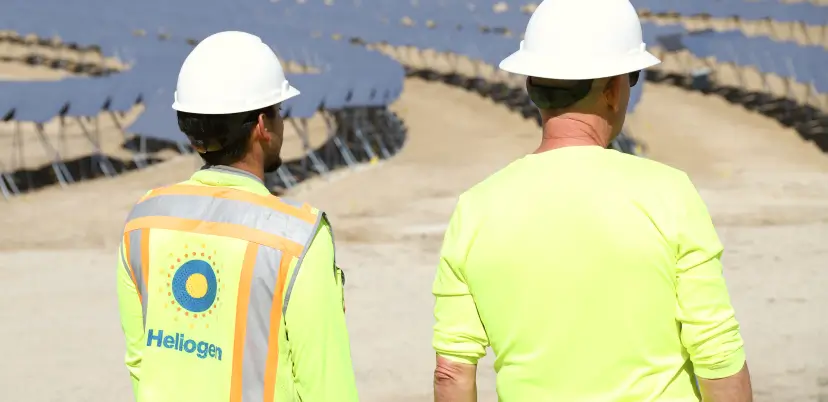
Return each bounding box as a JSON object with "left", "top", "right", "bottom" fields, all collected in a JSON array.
[{"left": 433, "top": 146, "right": 745, "bottom": 401}]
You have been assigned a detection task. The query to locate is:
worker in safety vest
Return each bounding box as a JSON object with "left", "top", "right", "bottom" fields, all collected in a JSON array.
[
  {"left": 431, "top": 1, "right": 753, "bottom": 401},
  {"left": 116, "top": 31, "right": 359, "bottom": 402}
]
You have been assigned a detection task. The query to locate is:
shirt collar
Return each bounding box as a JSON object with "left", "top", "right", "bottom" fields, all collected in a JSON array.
[{"left": 189, "top": 165, "right": 271, "bottom": 196}]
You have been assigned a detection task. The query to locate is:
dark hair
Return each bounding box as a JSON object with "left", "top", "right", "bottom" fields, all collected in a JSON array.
[{"left": 177, "top": 106, "right": 277, "bottom": 166}]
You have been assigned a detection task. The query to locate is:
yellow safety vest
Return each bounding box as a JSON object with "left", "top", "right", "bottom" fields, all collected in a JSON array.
[{"left": 120, "top": 182, "right": 322, "bottom": 402}]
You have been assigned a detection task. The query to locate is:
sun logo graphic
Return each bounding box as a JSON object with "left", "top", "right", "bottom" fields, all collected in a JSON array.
[
  {"left": 161, "top": 244, "right": 223, "bottom": 327},
  {"left": 147, "top": 244, "right": 225, "bottom": 361}
]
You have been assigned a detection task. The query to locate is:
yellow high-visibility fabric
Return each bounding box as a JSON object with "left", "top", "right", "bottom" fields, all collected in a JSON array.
[
  {"left": 117, "top": 166, "right": 358, "bottom": 401},
  {"left": 433, "top": 146, "right": 745, "bottom": 401}
]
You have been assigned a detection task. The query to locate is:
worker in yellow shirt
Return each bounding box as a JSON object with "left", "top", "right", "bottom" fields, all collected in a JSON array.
[
  {"left": 431, "top": 1, "right": 753, "bottom": 401},
  {"left": 116, "top": 31, "right": 359, "bottom": 402}
]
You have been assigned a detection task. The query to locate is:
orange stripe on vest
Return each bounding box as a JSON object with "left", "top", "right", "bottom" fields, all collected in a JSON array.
[
  {"left": 263, "top": 255, "right": 293, "bottom": 402},
  {"left": 230, "top": 243, "right": 260, "bottom": 402}
]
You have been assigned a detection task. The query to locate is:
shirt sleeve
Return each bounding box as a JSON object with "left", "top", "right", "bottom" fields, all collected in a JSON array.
[
  {"left": 432, "top": 195, "right": 489, "bottom": 365},
  {"left": 116, "top": 239, "right": 143, "bottom": 397},
  {"left": 674, "top": 175, "right": 746, "bottom": 379},
  {"left": 285, "top": 218, "right": 359, "bottom": 402}
]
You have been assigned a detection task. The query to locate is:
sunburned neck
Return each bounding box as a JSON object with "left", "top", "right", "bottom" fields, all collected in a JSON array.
[{"left": 535, "top": 114, "right": 611, "bottom": 154}]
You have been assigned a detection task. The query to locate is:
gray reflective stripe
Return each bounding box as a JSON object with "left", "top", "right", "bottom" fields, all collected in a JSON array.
[
  {"left": 282, "top": 212, "right": 324, "bottom": 315},
  {"left": 127, "top": 194, "right": 315, "bottom": 246},
  {"left": 241, "top": 246, "right": 283, "bottom": 402},
  {"left": 278, "top": 197, "right": 304, "bottom": 209},
  {"left": 127, "top": 229, "right": 148, "bottom": 329}
]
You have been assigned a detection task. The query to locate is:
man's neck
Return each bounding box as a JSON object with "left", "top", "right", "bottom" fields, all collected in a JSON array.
[
  {"left": 535, "top": 114, "right": 611, "bottom": 154},
  {"left": 228, "top": 160, "right": 265, "bottom": 182}
]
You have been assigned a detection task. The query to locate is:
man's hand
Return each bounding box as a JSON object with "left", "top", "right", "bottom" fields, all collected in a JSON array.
[
  {"left": 697, "top": 363, "right": 753, "bottom": 402},
  {"left": 434, "top": 355, "right": 477, "bottom": 402}
]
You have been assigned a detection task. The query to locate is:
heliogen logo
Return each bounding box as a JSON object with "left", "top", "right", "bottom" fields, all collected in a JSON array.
[{"left": 146, "top": 329, "right": 223, "bottom": 361}]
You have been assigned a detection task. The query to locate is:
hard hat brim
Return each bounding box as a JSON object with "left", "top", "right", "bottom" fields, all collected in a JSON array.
[
  {"left": 172, "top": 84, "right": 301, "bottom": 115},
  {"left": 498, "top": 48, "right": 661, "bottom": 80}
]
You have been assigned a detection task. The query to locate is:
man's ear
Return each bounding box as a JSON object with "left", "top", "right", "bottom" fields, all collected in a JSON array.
[
  {"left": 603, "top": 76, "right": 622, "bottom": 113},
  {"left": 255, "top": 112, "right": 271, "bottom": 141}
]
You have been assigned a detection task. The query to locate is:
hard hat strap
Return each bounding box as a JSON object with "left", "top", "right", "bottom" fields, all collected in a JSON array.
[
  {"left": 526, "top": 77, "right": 594, "bottom": 110},
  {"left": 628, "top": 70, "right": 641, "bottom": 87},
  {"left": 187, "top": 136, "right": 232, "bottom": 154},
  {"left": 526, "top": 71, "right": 641, "bottom": 110}
]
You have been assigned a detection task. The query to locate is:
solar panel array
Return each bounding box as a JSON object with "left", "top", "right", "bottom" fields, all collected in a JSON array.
[{"left": 0, "top": 0, "right": 825, "bottom": 198}]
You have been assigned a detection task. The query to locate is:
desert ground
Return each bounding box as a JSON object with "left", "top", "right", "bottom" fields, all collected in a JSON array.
[{"left": 0, "top": 65, "right": 827, "bottom": 402}]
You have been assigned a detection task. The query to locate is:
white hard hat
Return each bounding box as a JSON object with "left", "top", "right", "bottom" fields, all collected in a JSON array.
[
  {"left": 172, "top": 31, "right": 300, "bottom": 114},
  {"left": 499, "top": 0, "right": 661, "bottom": 80}
]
